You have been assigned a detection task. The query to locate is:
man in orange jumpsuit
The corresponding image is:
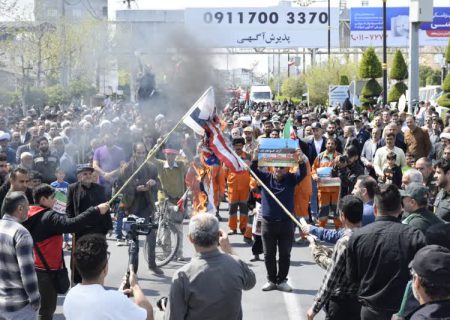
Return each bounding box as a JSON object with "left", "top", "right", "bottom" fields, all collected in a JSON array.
[
  {"left": 224, "top": 137, "right": 251, "bottom": 235},
  {"left": 311, "top": 137, "right": 342, "bottom": 229}
]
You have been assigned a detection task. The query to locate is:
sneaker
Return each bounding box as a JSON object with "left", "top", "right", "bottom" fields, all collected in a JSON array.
[
  {"left": 250, "top": 255, "right": 260, "bottom": 262},
  {"left": 176, "top": 256, "right": 188, "bottom": 262},
  {"left": 215, "top": 213, "right": 223, "bottom": 222},
  {"left": 228, "top": 230, "right": 237, "bottom": 235},
  {"left": 277, "top": 280, "right": 293, "bottom": 292},
  {"left": 116, "top": 239, "right": 126, "bottom": 247},
  {"left": 243, "top": 237, "right": 253, "bottom": 245},
  {"left": 262, "top": 281, "right": 277, "bottom": 291},
  {"left": 149, "top": 266, "right": 164, "bottom": 275}
]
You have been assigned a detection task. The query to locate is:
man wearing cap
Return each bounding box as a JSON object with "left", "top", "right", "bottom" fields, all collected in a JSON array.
[
  {"left": 407, "top": 245, "right": 450, "bottom": 319},
  {"left": 400, "top": 183, "right": 444, "bottom": 234},
  {"left": 243, "top": 126, "right": 258, "bottom": 155},
  {"left": 354, "top": 116, "right": 370, "bottom": 148},
  {"left": 0, "top": 131, "right": 16, "bottom": 164},
  {"left": 224, "top": 138, "right": 252, "bottom": 237},
  {"left": 66, "top": 164, "right": 112, "bottom": 284},
  {"left": 152, "top": 147, "right": 187, "bottom": 261}
]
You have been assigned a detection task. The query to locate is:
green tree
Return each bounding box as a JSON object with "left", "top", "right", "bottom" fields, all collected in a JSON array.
[
  {"left": 389, "top": 50, "right": 408, "bottom": 80},
  {"left": 359, "top": 48, "right": 382, "bottom": 79},
  {"left": 437, "top": 73, "right": 450, "bottom": 107},
  {"left": 388, "top": 82, "right": 408, "bottom": 103},
  {"left": 303, "top": 59, "right": 359, "bottom": 105},
  {"left": 281, "top": 76, "right": 305, "bottom": 98},
  {"left": 388, "top": 50, "right": 408, "bottom": 103},
  {"left": 359, "top": 48, "right": 383, "bottom": 107},
  {"left": 445, "top": 37, "right": 450, "bottom": 65},
  {"left": 419, "top": 65, "right": 441, "bottom": 87},
  {"left": 339, "top": 75, "right": 350, "bottom": 85},
  {"left": 69, "top": 79, "right": 96, "bottom": 99},
  {"left": 44, "top": 85, "right": 69, "bottom": 106}
]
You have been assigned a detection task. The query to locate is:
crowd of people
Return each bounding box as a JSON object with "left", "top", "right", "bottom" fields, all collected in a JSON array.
[{"left": 0, "top": 95, "right": 449, "bottom": 320}]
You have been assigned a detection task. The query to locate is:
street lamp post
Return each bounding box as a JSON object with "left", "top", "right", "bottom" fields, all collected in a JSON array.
[
  {"left": 328, "top": 0, "right": 331, "bottom": 61},
  {"left": 382, "top": 0, "right": 388, "bottom": 105}
]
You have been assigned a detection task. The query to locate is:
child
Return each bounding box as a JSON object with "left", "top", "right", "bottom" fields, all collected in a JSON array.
[
  {"left": 50, "top": 167, "right": 71, "bottom": 250},
  {"left": 402, "top": 152, "right": 416, "bottom": 173},
  {"left": 383, "top": 152, "right": 402, "bottom": 188}
]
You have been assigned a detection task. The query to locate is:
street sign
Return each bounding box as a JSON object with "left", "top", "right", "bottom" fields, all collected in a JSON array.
[
  {"left": 329, "top": 85, "right": 349, "bottom": 107},
  {"left": 184, "top": 7, "right": 340, "bottom": 48}
]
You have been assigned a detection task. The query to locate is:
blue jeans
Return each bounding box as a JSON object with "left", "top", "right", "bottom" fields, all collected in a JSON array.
[
  {"left": 115, "top": 209, "right": 125, "bottom": 240},
  {"left": 1, "top": 304, "right": 37, "bottom": 320}
]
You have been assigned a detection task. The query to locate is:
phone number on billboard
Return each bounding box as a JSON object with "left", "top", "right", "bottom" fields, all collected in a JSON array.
[{"left": 203, "top": 11, "right": 329, "bottom": 25}]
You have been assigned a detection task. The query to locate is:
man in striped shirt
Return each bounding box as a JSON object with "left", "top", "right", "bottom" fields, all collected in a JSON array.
[{"left": 0, "top": 191, "right": 40, "bottom": 320}]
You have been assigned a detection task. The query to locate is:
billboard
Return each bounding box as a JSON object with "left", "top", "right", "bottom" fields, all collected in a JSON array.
[
  {"left": 350, "top": 7, "right": 450, "bottom": 47},
  {"left": 184, "top": 7, "right": 340, "bottom": 48}
]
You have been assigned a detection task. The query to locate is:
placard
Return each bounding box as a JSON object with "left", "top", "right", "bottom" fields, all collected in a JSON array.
[
  {"left": 184, "top": 7, "right": 340, "bottom": 48},
  {"left": 258, "top": 138, "right": 298, "bottom": 167}
]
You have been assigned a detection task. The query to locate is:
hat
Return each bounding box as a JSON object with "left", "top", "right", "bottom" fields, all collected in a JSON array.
[
  {"left": 162, "top": 148, "right": 179, "bottom": 155},
  {"left": 440, "top": 132, "right": 450, "bottom": 140},
  {"left": 243, "top": 126, "right": 254, "bottom": 132},
  {"left": 410, "top": 245, "right": 450, "bottom": 283},
  {"left": 399, "top": 183, "right": 429, "bottom": 203},
  {"left": 76, "top": 163, "right": 94, "bottom": 174},
  {"left": 0, "top": 131, "right": 10, "bottom": 141},
  {"left": 311, "top": 122, "right": 322, "bottom": 129}
]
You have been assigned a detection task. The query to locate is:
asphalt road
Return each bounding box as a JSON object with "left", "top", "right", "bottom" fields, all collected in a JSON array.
[{"left": 54, "top": 210, "right": 327, "bottom": 320}]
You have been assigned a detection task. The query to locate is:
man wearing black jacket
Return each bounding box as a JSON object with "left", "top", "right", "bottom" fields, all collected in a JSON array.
[
  {"left": 333, "top": 145, "right": 364, "bottom": 198},
  {"left": 66, "top": 164, "right": 112, "bottom": 284},
  {"left": 23, "top": 184, "right": 110, "bottom": 320},
  {"left": 346, "top": 184, "right": 426, "bottom": 320}
]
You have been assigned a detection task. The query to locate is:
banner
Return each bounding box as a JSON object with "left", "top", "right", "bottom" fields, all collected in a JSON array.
[
  {"left": 258, "top": 138, "right": 298, "bottom": 167},
  {"left": 350, "top": 7, "right": 450, "bottom": 47},
  {"left": 184, "top": 7, "right": 340, "bottom": 48},
  {"left": 329, "top": 85, "right": 349, "bottom": 107}
]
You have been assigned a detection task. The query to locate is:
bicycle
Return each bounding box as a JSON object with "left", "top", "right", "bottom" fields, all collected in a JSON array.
[{"left": 143, "top": 198, "right": 182, "bottom": 267}]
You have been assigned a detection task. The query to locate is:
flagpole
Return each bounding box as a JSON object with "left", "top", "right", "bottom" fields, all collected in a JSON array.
[
  {"left": 228, "top": 148, "right": 305, "bottom": 229},
  {"left": 109, "top": 87, "right": 213, "bottom": 205}
]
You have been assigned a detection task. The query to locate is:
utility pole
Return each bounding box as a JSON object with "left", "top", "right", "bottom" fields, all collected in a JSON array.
[
  {"left": 328, "top": 0, "right": 331, "bottom": 61},
  {"left": 382, "top": 0, "right": 387, "bottom": 106},
  {"left": 408, "top": 0, "right": 433, "bottom": 114}
]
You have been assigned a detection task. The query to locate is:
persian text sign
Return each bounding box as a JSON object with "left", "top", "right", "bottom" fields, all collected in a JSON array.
[
  {"left": 184, "top": 7, "right": 339, "bottom": 48},
  {"left": 350, "top": 7, "right": 450, "bottom": 47}
]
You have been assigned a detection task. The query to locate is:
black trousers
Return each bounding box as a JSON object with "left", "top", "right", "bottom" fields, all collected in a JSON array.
[
  {"left": 360, "top": 305, "right": 393, "bottom": 320},
  {"left": 324, "top": 295, "right": 361, "bottom": 320},
  {"left": 261, "top": 218, "right": 294, "bottom": 284},
  {"left": 252, "top": 235, "right": 263, "bottom": 256},
  {"left": 36, "top": 270, "right": 57, "bottom": 320}
]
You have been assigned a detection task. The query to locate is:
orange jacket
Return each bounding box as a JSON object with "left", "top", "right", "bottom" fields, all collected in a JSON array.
[
  {"left": 224, "top": 152, "right": 251, "bottom": 203},
  {"left": 312, "top": 150, "right": 340, "bottom": 193}
]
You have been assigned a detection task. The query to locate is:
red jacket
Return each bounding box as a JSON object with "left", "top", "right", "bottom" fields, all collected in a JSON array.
[{"left": 24, "top": 205, "right": 102, "bottom": 270}]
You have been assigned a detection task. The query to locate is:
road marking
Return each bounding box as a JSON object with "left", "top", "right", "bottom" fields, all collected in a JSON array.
[{"left": 282, "top": 280, "right": 305, "bottom": 320}]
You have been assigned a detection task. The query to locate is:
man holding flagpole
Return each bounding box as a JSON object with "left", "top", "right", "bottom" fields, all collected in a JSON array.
[{"left": 250, "top": 146, "right": 307, "bottom": 292}]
